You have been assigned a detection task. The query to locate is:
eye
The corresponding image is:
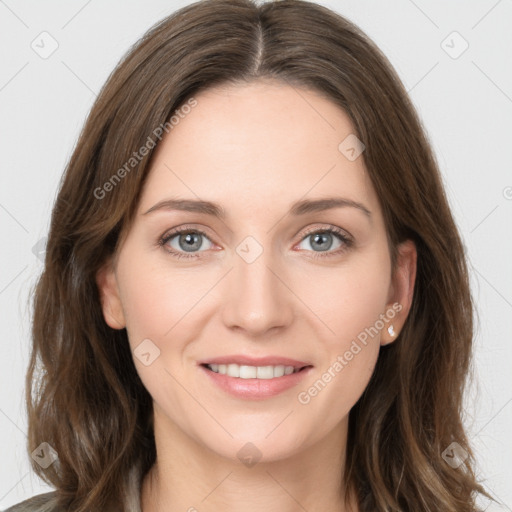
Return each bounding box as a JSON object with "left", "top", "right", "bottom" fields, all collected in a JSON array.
[
  {"left": 159, "top": 226, "right": 214, "bottom": 259},
  {"left": 158, "top": 224, "right": 353, "bottom": 260},
  {"left": 295, "top": 226, "right": 353, "bottom": 259}
]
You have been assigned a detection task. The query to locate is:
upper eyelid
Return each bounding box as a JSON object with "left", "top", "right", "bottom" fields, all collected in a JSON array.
[
  {"left": 299, "top": 224, "right": 351, "bottom": 239},
  {"left": 162, "top": 225, "right": 213, "bottom": 242}
]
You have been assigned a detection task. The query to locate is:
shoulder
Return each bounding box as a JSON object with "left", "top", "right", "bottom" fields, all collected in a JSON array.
[{"left": 2, "top": 492, "right": 63, "bottom": 512}]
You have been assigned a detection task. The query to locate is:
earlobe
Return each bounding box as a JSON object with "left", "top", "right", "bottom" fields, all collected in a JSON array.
[
  {"left": 95, "top": 258, "right": 126, "bottom": 330},
  {"left": 381, "top": 239, "right": 417, "bottom": 346}
]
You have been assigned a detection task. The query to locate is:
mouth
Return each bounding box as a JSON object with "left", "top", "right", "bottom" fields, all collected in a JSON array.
[{"left": 198, "top": 357, "right": 313, "bottom": 400}]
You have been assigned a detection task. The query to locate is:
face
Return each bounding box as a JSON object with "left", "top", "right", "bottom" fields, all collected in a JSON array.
[{"left": 97, "top": 80, "right": 416, "bottom": 464}]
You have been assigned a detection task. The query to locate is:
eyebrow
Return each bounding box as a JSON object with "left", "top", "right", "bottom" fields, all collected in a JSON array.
[{"left": 142, "top": 196, "right": 372, "bottom": 219}]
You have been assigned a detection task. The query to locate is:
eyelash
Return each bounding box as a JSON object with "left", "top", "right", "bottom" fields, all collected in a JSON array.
[{"left": 158, "top": 225, "right": 353, "bottom": 260}]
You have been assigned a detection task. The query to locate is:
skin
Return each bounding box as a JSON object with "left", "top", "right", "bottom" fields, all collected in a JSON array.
[{"left": 96, "top": 79, "right": 416, "bottom": 512}]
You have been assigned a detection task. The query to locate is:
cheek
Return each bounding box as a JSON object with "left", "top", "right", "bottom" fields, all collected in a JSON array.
[
  {"left": 115, "top": 252, "right": 206, "bottom": 418},
  {"left": 294, "top": 251, "right": 390, "bottom": 410},
  {"left": 116, "top": 249, "right": 207, "bottom": 346},
  {"left": 115, "top": 250, "right": 219, "bottom": 393},
  {"left": 298, "top": 251, "right": 391, "bottom": 345}
]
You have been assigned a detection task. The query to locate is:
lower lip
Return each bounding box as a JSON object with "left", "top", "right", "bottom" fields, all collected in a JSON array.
[{"left": 200, "top": 365, "right": 313, "bottom": 400}]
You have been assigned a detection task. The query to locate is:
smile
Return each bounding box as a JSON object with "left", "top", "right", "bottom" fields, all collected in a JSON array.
[{"left": 199, "top": 358, "right": 313, "bottom": 400}]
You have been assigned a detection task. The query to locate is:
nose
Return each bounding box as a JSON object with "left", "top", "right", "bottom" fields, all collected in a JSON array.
[{"left": 220, "top": 246, "right": 294, "bottom": 338}]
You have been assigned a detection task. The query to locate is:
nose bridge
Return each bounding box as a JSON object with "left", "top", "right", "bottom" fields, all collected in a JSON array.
[{"left": 221, "top": 235, "right": 293, "bottom": 335}]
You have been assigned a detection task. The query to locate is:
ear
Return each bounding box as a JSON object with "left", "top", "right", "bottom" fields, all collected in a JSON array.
[
  {"left": 381, "top": 239, "right": 417, "bottom": 346},
  {"left": 95, "top": 257, "right": 126, "bottom": 330}
]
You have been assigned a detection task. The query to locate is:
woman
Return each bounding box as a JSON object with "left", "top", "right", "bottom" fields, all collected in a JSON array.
[{"left": 5, "top": 0, "right": 491, "bottom": 510}]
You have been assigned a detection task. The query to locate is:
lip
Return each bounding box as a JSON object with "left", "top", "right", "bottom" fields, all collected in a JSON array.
[{"left": 198, "top": 355, "right": 313, "bottom": 400}]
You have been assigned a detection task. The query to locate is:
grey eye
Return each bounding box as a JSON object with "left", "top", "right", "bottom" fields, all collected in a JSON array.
[
  {"left": 298, "top": 231, "right": 343, "bottom": 252},
  {"left": 168, "top": 231, "right": 213, "bottom": 253}
]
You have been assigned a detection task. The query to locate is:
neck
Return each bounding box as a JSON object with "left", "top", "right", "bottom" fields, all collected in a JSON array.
[{"left": 141, "top": 409, "right": 358, "bottom": 512}]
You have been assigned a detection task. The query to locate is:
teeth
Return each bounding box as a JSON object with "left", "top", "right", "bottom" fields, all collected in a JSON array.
[{"left": 206, "top": 363, "right": 299, "bottom": 379}]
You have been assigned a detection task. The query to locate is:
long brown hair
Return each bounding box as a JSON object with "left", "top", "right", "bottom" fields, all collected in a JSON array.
[{"left": 26, "top": 0, "right": 490, "bottom": 510}]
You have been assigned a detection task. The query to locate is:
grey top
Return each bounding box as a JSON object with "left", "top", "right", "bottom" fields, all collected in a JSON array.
[
  {"left": 3, "top": 490, "right": 141, "bottom": 512},
  {"left": 3, "top": 466, "right": 143, "bottom": 512},
  {"left": 3, "top": 493, "right": 62, "bottom": 512}
]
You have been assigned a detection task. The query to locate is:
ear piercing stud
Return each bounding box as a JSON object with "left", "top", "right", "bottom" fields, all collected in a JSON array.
[{"left": 388, "top": 325, "right": 396, "bottom": 337}]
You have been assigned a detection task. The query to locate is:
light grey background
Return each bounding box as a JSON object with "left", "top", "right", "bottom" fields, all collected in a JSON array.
[{"left": 1, "top": 0, "right": 511, "bottom": 509}]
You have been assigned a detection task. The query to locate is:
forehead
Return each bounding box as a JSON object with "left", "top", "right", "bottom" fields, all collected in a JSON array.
[{"left": 139, "top": 80, "right": 379, "bottom": 219}]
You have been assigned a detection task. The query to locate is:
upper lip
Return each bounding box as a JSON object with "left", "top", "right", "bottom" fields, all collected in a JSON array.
[{"left": 199, "top": 355, "right": 312, "bottom": 369}]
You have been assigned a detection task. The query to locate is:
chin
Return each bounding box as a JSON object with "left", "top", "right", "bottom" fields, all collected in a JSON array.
[{"left": 202, "top": 427, "right": 312, "bottom": 466}]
